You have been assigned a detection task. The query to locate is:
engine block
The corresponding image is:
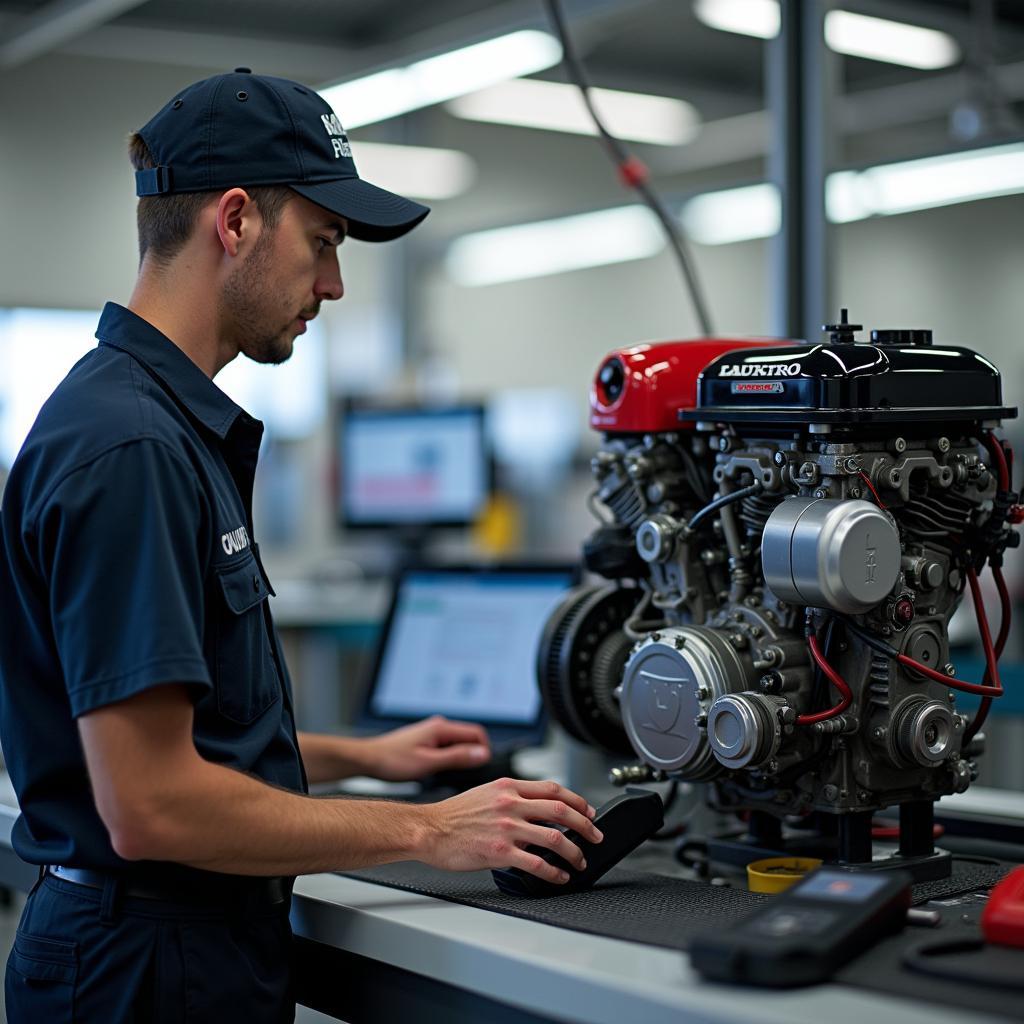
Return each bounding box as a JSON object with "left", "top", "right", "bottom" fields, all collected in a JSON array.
[{"left": 539, "top": 312, "right": 1020, "bottom": 866}]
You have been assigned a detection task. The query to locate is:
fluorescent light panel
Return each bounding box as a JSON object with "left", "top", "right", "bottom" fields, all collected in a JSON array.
[
  {"left": 319, "top": 30, "right": 561, "bottom": 130},
  {"left": 446, "top": 206, "right": 664, "bottom": 286},
  {"left": 825, "top": 10, "right": 959, "bottom": 70},
  {"left": 447, "top": 78, "right": 700, "bottom": 146},
  {"left": 827, "top": 143, "right": 1024, "bottom": 221},
  {"left": 351, "top": 141, "right": 476, "bottom": 200},
  {"left": 445, "top": 142, "right": 1024, "bottom": 284},
  {"left": 682, "top": 182, "right": 780, "bottom": 244},
  {"left": 693, "top": 0, "right": 960, "bottom": 69},
  {"left": 693, "top": 0, "right": 778, "bottom": 39}
]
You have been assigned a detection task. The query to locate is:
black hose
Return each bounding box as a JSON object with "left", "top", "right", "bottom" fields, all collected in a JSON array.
[
  {"left": 687, "top": 481, "right": 763, "bottom": 532},
  {"left": 541, "top": 0, "right": 714, "bottom": 335}
]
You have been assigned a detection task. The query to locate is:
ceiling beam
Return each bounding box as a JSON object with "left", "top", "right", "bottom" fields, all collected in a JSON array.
[
  {"left": 649, "top": 56, "right": 1024, "bottom": 178},
  {"left": 59, "top": 24, "right": 360, "bottom": 83},
  {"left": 57, "top": 0, "right": 658, "bottom": 89},
  {"left": 0, "top": 0, "right": 150, "bottom": 69}
]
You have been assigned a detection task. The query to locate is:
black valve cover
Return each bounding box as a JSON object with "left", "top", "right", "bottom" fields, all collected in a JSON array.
[{"left": 684, "top": 342, "right": 1016, "bottom": 425}]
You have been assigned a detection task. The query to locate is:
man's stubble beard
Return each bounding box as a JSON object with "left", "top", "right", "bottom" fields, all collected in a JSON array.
[{"left": 221, "top": 227, "right": 296, "bottom": 366}]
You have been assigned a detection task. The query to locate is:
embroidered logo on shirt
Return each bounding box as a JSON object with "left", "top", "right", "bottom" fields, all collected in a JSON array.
[{"left": 221, "top": 525, "right": 250, "bottom": 556}]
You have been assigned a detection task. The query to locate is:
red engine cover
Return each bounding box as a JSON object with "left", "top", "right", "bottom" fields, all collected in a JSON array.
[{"left": 590, "top": 338, "right": 790, "bottom": 434}]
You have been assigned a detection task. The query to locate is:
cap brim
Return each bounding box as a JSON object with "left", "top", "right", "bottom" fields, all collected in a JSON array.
[{"left": 291, "top": 178, "right": 429, "bottom": 242}]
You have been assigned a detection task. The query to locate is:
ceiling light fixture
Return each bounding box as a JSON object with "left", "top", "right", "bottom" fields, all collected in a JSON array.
[
  {"left": 445, "top": 206, "right": 664, "bottom": 286},
  {"left": 824, "top": 10, "right": 960, "bottom": 70},
  {"left": 351, "top": 142, "right": 477, "bottom": 200},
  {"left": 319, "top": 30, "right": 562, "bottom": 130},
  {"left": 447, "top": 78, "right": 700, "bottom": 146},
  {"left": 681, "top": 182, "right": 780, "bottom": 244},
  {"left": 693, "top": 0, "right": 779, "bottom": 39},
  {"left": 827, "top": 143, "right": 1024, "bottom": 221},
  {"left": 694, "top": 0, "right": 960, "bottom": 70}
]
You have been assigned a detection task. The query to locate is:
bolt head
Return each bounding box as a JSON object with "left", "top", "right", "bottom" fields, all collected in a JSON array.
[
  {"left": 893, "top": 598, "right": 915, "bottom": 625},
  {"left": 889, "top": 469, "right": 902, "bottom": 486},
  {"left": 938, "top": 437, "right": 951, "bottom": 452},
  {"left": 773, "top": 451, "right": 786, "bottom": 465},
  {"left": 894, "top": 437, "right": 907, "bottom": 453}
]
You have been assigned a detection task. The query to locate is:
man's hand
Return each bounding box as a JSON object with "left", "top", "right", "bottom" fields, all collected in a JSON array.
[
  {"left": 417, "top": 777, "right": 602, "bottom": 884},
  {"left": 362, "top": 715, "right": 492, "bottom": 782}
]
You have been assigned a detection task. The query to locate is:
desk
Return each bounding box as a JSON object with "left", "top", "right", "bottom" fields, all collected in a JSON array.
[{"left": 1, "top": 775, "right": 1019, "bottom": 1023}]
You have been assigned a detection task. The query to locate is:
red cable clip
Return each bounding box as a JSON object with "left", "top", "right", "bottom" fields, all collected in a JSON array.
[
  {"left": 617, "top": 157, "right": 649, "bottom": 189},
  {"left": 1007, "top": 505, "right": 1024, "bottom": 525}
]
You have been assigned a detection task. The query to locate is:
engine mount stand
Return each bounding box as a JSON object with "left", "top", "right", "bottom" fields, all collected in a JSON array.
[{"left": 705, "top": 801, "right": 953, "bottom": 883}]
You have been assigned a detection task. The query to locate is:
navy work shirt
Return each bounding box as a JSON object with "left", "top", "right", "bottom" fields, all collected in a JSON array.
[{"left": 0, "top": 302, "right": 307, "bottom": 869}]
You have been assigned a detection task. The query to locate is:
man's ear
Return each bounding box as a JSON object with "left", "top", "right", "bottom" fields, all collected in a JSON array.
[{"left": 214, "top": 188, "right": 257, "bottom": 258}]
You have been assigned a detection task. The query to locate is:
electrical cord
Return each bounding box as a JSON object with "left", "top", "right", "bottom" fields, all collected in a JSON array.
[
  {"left": 964, "top": 431, "right": 1015, "bottom": 742},
  {"left": 686, "top": 480, "right": 763, "bottom": 532},
  {"left": 541, "top": 0, "right": 714, "bottom": 335},
  {"left": 840, "top": 568, "right": 1003, "bottom": 699},
  {"left": 964, "top": 562, "right": 1010, "bottom": 743},
  {"left": 857, "top": 470, "right": 887, "bottom": 510},
  {"left": 796, "top": 621, "right": 853, "bottom": 725}
]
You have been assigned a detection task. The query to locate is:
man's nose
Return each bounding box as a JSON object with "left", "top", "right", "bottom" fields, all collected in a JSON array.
[{"left": 316, "top": 250, "right": 343, "bottom": 301}]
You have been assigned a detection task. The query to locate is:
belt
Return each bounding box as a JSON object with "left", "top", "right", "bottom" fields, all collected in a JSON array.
[{"left": 47, "top": 865, "right": 289, "bottom": 906}]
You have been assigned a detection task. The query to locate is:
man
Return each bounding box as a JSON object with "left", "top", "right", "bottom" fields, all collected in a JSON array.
[{"left": 0, "top": 69, "right": 600, "bottom": 1022}]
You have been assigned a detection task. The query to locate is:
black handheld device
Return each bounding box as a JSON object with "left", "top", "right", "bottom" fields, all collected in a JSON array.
[
  {"left": 689, "top": 866, "right": 913, "bottom": 987},
  {"left": 491, "top": 788, "right": 664, "bottom": 898}
]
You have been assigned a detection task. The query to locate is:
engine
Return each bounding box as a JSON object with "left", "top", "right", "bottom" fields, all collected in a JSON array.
[{"left": 539, "top": 311, "right": 1021, "bottom": 874}]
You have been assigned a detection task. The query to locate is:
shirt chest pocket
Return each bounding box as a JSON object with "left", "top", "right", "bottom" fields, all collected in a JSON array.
[{"left": 213, "top": 553, "right": 280, "bottom": 724}]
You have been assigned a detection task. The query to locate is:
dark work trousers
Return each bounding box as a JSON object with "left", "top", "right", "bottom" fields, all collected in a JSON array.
[{"left": 5, "top": 872, "right": 295, "bottom": 1023}]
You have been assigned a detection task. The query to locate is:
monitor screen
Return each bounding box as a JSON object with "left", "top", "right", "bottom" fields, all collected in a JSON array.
[
  {"left": 339, "top": 405, "right": 489, "bottom": 528},
  {"left": 366, "top": 568, "right": 575, "bottom": 727}
]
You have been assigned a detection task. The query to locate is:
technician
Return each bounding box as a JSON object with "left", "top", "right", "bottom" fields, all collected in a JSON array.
[{"left": 0, "top": 69, "right": 601, "bottom": 1023}]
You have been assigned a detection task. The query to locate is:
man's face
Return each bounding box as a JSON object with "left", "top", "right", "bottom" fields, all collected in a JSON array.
[{"left": 220, "top": 193, "right": 346, "bottom": 366}]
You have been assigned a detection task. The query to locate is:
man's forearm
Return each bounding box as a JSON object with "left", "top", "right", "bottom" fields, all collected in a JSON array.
[
  {"left": 297, "top": 731, "right": 372, "bottom": 785},
  {"left": 120, "top": 755, "right": 434, "bottom": 875}
]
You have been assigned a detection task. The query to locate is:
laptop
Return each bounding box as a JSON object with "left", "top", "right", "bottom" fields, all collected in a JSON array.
[{"left": 357, "top": 564, "right": 579, "bottom": 753}]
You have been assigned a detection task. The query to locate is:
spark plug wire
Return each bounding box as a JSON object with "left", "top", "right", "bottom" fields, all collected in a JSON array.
[
  {"left": 840, "top": 565, "right": 1003, "bottom": 700},
  {"left": 797, "top": 624, "right": 853, "bottom": 724}
]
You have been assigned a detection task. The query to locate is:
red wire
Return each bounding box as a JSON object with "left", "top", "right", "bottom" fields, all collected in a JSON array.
[
  {"left": 857, "top": 471, "right": 887, "bottom": 509},
  {"left": 797, "top": 631, "right": 853, "bottom": 724},
  {"left": 961, "top": 432, "right": 1012, "bottom": 741},
  {"left": 871, "top": 824, "right": 944, "bottom": 840},
  {"left": 896, "top": 566, "right": 1003, "bottom": 697},
  {"left": 964, "top": 563, "right": 1011, "bottom": 742},
  {"left": 983, "top": 431, "right": 1010, "bottom": 491}
]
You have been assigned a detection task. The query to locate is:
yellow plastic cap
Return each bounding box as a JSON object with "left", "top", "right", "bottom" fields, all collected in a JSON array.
[{"left": 747, "top": 856, "right": 823, "bottom": 894}]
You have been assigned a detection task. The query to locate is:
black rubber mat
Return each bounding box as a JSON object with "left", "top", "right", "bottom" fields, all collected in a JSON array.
[
  {"left": 341, "top": 856, "right": 1012, "bottom": 953},
  {"left": 343, "top": 863, "right": 766, "bottom": 948}
]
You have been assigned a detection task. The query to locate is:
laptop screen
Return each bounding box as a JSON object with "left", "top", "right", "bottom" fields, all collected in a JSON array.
[{"left": 364, "top": 567, "right": 576, "bottom": 734}]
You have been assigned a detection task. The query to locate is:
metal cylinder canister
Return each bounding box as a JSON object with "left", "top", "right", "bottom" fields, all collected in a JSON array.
[{"left": 761, "top": 497, "right": 901, "bottom": 613}]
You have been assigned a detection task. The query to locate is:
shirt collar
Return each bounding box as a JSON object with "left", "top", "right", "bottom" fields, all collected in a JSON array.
[{"left": 95, "top": 302, "right": 260, "bottom": 441}]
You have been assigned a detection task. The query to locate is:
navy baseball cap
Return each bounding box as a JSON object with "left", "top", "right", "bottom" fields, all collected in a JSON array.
[{"left": 135, "top": 68, "right": 430, "bottom": 242}]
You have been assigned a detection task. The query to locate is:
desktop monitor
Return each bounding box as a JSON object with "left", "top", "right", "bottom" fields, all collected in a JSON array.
[
  {"left": 338, "top": 404, "right": 490, "bottom": 530},
  {"left": 359, "top": 565, "right": 578, "bottom": 748}
]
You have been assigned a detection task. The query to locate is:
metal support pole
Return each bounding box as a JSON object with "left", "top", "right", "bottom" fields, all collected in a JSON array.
[
  {"left": 899, "top": 800, "right": 936, "bottom": 859},
  {"left": 837, "top": 811, "right": 873, "bottom": 864},
  {"left": 767, "top": 0, "right": 836, "bottom": 342}
]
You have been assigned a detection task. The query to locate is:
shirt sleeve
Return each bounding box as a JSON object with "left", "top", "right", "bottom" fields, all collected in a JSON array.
[{"left": 37, "top": 438, "right": 213, "bottom": 717}]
